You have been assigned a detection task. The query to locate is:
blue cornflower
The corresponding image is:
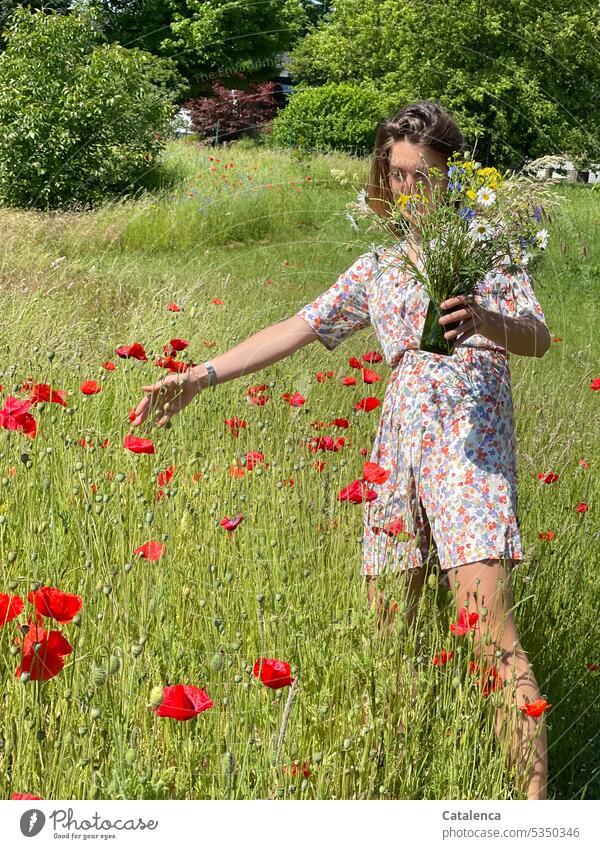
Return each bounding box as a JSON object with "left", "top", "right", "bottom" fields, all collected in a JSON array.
[{"left": 458, "top": 206, "right": 476, "bottom": 221}]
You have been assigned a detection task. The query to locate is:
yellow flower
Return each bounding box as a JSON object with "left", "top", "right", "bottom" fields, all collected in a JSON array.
[
  {"left": 396, "top": 193, "right": 411, "bottom": 207},
  {"left": 466, "top": 189, "right": 478, "bottom": 201}
]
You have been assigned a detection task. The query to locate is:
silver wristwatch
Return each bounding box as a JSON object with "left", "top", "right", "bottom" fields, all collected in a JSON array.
[{"left": 202, "top": 360, "right": 218, "bottom": 388}]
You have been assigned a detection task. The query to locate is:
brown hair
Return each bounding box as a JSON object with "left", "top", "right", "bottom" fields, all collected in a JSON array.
[{"left": 366, "top": 99, "right": 465, "bottom": 236}]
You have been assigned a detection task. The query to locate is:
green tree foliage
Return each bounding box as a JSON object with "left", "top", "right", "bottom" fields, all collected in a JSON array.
[
  {"left": 161, "top": 0, "right": 308, "bottom": 97},
  {"left": 90, "top": 0, "right": 174, "bottom": 55},
  {"left": 287, "top": 0, "right": 600, "bottom": 169},
  {"left": 269, "top": 82, "right": 397, "bottom": 154},
  {"left": 0, "top": 8, "right": 177, "bottom": 209},
  {"left": 0, "top": 0, "right": 72, "bottom": 42}
]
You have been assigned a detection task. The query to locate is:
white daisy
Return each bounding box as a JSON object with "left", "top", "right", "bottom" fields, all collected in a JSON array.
[
  {"left": 534, "top": 228, "right": 550, "bottom": 249},
  {"left": 467, "top": 219, "right": 495, "bottom": 241},
  {"left": 356, "top": 188, "right": 369, "bottom": 213},
  {"left": 476, "top": 186, "right": 496, "bottom": 207}
]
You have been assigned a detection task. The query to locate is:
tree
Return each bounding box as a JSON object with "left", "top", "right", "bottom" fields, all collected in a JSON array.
[
  {"left": 0, "top": 0, "right": 73, "bottom": 47},
  {"left": 287, "top": 0, "right": 600, "bottom": 170},
  {"left": 160, "top": 0, "right": 308, "bottom": 98},
  {"left": 0, "top": 8, "right": 176, "bottom": 209}
]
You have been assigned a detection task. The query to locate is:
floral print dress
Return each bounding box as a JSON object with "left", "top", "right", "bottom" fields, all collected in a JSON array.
[{"left": 296, "top": 240, "right": 548, "bottom": 575}]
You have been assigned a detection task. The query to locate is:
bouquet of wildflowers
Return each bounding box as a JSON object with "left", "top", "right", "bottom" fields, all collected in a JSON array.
[{"left": 334, "top": 150, "right": 563, "bottom": 354}]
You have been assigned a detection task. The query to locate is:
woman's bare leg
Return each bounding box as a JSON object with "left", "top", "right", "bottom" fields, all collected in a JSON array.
[{"left": 445, "top": 557, "right": 548, "bottom": 800}]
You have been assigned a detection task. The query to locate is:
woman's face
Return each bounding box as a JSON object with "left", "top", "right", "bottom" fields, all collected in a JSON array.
[{"left": 387, "top": 138, "right": 449, "bottom": 222}]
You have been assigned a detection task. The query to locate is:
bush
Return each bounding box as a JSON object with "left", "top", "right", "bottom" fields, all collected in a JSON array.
[
  {"left": 184, "top": 73, "right": 280, "bottom": 145},
  {"left": 268, "top": 82, "right": 395, "bottom": 155},
  {"left": 0, "top": 8, "right": 177, "bottom": 209}
]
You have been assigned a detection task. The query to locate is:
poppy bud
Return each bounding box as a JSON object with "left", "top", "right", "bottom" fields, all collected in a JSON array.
[
  {"left": 131, "top": 643, "right": 144, "bottom": 657},
  {"left": 125, "top": 748, "right": 137, "bottom": 766},
  {"left": 107, "top": 655, "right": 120, "bottom": 675},
  {"left": 90, "top": 708, "right": 101, "bottom": 720},
  {"left": 93, "top": 667, "right": 107, "bottom": 686},
  {"left": 211, "top": 653, "right": 224, "bottom": 672},
  {"left": 20, "top": 672, "right": 31, "bottom": 683}
]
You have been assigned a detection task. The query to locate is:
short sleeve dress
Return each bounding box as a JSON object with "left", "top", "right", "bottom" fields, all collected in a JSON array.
[{"left": 295, "top": 240, "right": 548, "bottom": 576}]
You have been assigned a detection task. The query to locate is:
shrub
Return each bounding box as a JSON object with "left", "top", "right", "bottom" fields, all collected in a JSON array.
[
  {"left": 0, "top": 8, "right": 177, "bottom": 209},
  {"left": 184, "top": 73, "right": 280, "bottom": 145},
  {"left": 268, "top": 82, "right": 395, "bottom": 155}
]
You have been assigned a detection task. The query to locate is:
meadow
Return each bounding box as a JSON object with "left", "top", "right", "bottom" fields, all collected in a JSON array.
[{"left": 0, "top": 137, "right": 599, "bottom": 800}]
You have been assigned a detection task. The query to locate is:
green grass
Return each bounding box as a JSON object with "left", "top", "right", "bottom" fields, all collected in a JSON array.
[{"left": 0, "top": 139, "right": 599, "bottom": 800}]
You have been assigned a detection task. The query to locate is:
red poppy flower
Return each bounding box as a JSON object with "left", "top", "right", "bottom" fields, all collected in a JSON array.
[
  {"left": 152, "top": 684, "right": 214, "bottom": 720},
  {"left": 167, "top": 303, "right": 181, "bottom": 312},
  {"left": 537, "top": 470, "right": 559, "bottom": 484},
  {"left": 80, "top": 381, "right": 102, "bottom": 395},
  {"left": 124, "top": 434, "right": 155, "bottom": 454},
  {"left": 363, "top": 351, "right": 382, "bottom": 363},
  {"left": 362, "top": 461, "right": 391, "bottom": 484},
  {"left": 575, "top": 502, "right": 588, "bottom": 513},
  {"left": 224, "top": 417, "right": 247, "bottom": 438},
  {"left": 341, "top": 376, "right": 357, "bottom": 386},
  {"left": 354, "top": 397, "right": 381, "bottom": 413},
  {"left": 590, "top": 378, "right": 600, "bottom": 390},
  {"left": 103, "top": 361, "right": 116, "bottom": 370},
  {"left": 519, "top": 698, "right": 551, "bottom": 717},
  {"left": 15, "top": 624, "right": 73, "bottom": 681},
  {"left": 0, "top": 594, "right": 24, "bottom": 627},
  {"left": 29, "top": 383, "right": 67, "bottom": 407},
  {"left": 331, "top": 418, "right": 349, "bottom": 428},
  {"left": 221, "top": 513, "right": 245, "bottom": 531},
  {"left": 282, "top": 391, "right": 306, "bottom": 407},
  {"left": 134, "top": 541, "right": 165, "bottom": 561},
  {"left": 432, "top": 649, "right": 454, "bottom": 666},
  {"left": 338, "top": 479, "right": 378, "bottom": 504},
  {"left": 0, "top": 396, "right": 37, "bottom": 438},
  {"left": 450, "top": 607, "right": 479, "bottom": 636},
  {"left": 163, "top": 338, "right": 189, "bottom": 356},
  {"left": 578, "top": 458, "right": 590, "bottom": 468},
  {"left": 469, "top": 660, "right": 503, "bottom": 697},
  {"left": 245, "top": 451, "right": 266, "bottom": 470},
  {"left": 586, "top": 663, "right": 599, "bottom": 671},
  {"left": 212, "top": 298, "right": 224, "bottom": 305},
  {"left": 538, "top": 530, "right": 556, "bottom": 541},
  {"left": 157, "top": 466, "right": 175, "bottom": 489},
  {"left": 27, "top": 587, "right": 82, "bottom": 623},
  {"left": 246, "top": 384, "right": 269, "bottom": 406},
  {"left": 282, "top": 761, "right": 311, "bottom": 779},
  {"left": 155, "top": 356, "right": 190, "bottom": 373},
  {"left": 361, "top": 368, "right": 381, "bottom": 384},
  {"left": 348, "top": 356, "right": 363, "bottom": 370},
  {"left": 11, "top": 793, "right": 43, "bottom": 800},
  {"left": 115, "top": 343, "right": 148, "bottom": 361},
  {"left": 253, "top": 657, "right": 295, "bottom": 689}
]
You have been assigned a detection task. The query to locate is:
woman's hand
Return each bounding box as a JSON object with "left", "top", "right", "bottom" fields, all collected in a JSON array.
[
  {"left": 438, "top": 294, "right": 490, "bottom": 344},
  {"left": 131, "top": 365, "right": 207, "bottom": 429}
]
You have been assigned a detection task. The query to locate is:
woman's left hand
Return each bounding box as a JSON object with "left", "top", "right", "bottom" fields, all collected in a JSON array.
[{"left": 438, "top": 294, "right": 489, "bottom": 344}]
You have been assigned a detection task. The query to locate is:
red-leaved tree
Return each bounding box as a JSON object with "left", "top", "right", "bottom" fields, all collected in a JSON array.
[{"left": 185, "top": 73, "right": 280, "bottom": 144}]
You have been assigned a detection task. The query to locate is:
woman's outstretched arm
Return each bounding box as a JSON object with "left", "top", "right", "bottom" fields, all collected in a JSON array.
[{"left": 131, "top": 315, "right": 319, "bottom": 428}]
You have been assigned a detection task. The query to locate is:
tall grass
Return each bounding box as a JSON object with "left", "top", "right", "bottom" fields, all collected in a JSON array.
[{"left": 0, "top": 139, "right": 598, "bottom": 800}]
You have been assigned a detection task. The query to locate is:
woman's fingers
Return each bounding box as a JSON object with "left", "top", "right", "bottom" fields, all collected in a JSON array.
[{"left": 444, "top": 316, "right": 475, "bottom": 341}]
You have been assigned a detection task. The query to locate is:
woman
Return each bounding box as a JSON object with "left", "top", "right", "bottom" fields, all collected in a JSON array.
[{"left": 131, "top": 100, "right": 551, "bottom": 800}]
